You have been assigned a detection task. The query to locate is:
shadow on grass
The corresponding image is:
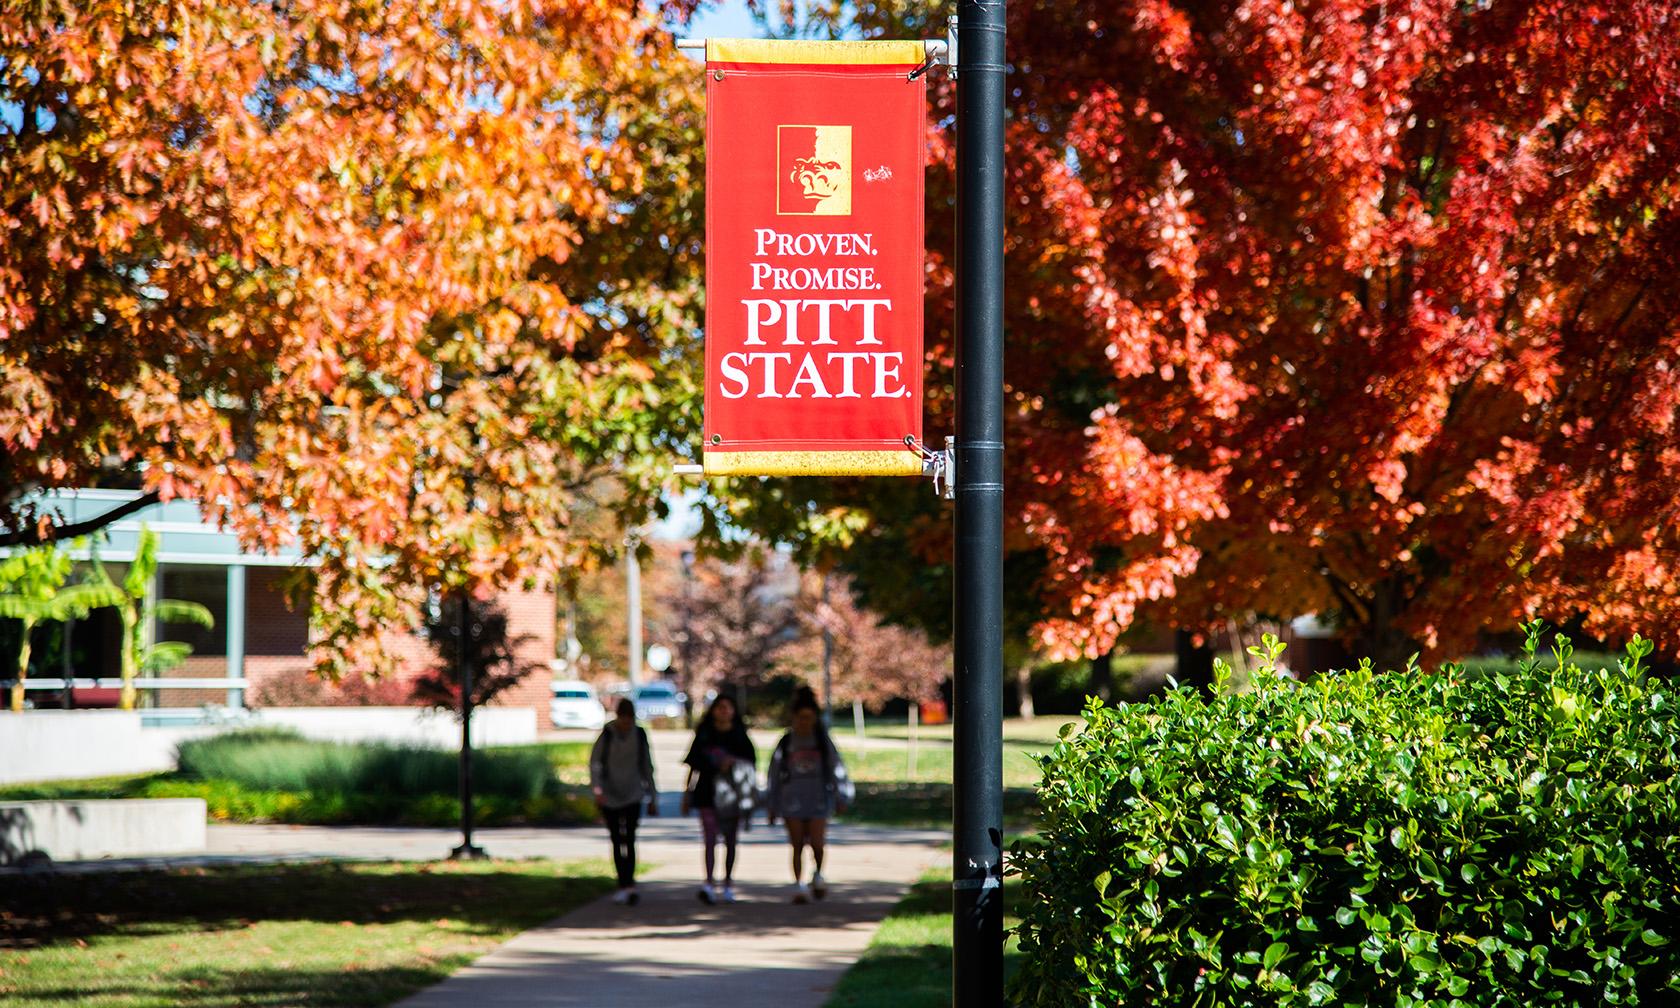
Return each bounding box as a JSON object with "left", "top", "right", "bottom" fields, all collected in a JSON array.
[
  {"left": 846, "top": 782, "right": 1039, "bottom": 830},
  {"left": 1, "top": 964, "right": 455, "bottom": 1007},
  {"left": 1, "top": 859, "right": 614, "bottom": 949}
]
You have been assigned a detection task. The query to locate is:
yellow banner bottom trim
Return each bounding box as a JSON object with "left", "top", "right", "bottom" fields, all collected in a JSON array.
[{"left": 703, "top": 449, "right": 924, "bottom": 477}]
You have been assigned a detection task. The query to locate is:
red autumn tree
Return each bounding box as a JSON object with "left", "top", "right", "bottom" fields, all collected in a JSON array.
[
  {"left": 789, "top": 573, "right": 949, "bottom": 713},
  {"left": 727, "top": 0, "right": 1680, "bottom": 670},
  {"left": 652, "top": 549, "right": 805, "bottom": 706},
  {"left": 2, "top": 1, "right": 704, "bottom": 674}
]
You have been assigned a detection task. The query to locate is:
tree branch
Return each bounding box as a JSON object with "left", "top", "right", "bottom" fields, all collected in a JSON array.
[{"left": 0, "top": 491, "right": 163, "bottom": 548}]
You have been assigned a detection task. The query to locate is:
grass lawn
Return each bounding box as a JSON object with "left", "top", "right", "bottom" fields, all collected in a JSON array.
[
  {"left": 846, "top": 715, "right": 1083, "bottom": 746},
  {"left": 0, "top": 857, "right": 614, "bottom": 1007},
  {"left": 823, "top": 868, "right": 1023, "bottom": 1008},
  {"left": 833, "top": 723, "right": 1071, "bottom": 830}
]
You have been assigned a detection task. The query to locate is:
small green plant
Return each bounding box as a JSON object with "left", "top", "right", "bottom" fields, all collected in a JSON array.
[
  {"left": 88, "top": 526, "right": 213, "bottom": 709},
  {"left": 0, "top": 542, "right": 123, "bottom": 711},
  {"left": 1012, "top": 625, "right": 1680, "bottom": 1007}
]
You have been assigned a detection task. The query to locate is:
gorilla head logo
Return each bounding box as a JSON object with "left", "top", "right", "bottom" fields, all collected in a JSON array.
[{"left": 778, "top": 126, "right": 852, "bottom": 216}]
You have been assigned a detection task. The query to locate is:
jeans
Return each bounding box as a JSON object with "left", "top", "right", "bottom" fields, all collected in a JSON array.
[{"left": 602, "top": 802, "right": 641, "bottom": 888}]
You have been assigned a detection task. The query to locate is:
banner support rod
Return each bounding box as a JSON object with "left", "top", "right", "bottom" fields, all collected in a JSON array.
[{"left": 674, "top": 38, "right": 950, "bottom": 65}]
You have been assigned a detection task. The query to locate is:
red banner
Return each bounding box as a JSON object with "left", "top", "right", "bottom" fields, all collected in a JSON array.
[{"left": 703, "top": 39, "right": 927, "bottom": 477}]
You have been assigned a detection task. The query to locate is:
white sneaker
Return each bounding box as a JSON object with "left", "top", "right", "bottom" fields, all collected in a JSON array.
[
  {"left": 612, "top": 888, "right": 631, "bottom": 905},
  {"left": 811, "top": 872, "right": 828, "bottom": 900},
  {"left": 792, "top": 882, "right": 811, "bottom": 905},
  {"left": 720, "top": 884, "right": 738, "bottom": 903},
  {"left": 697, "top": 883, "right": 716, "bottom": 905}
]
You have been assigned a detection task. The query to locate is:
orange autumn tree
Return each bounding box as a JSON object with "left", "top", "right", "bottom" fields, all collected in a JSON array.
[
  {"left": 728, "top": 0, "right": 1680, "bottom": 670},
  {"left": 1, "top": 0, "right": 704, "bottom": 674}
]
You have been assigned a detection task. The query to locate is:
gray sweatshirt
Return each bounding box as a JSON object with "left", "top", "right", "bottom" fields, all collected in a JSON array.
[{"left": 766, "top": 730, "right": 852, "bottom": 819}]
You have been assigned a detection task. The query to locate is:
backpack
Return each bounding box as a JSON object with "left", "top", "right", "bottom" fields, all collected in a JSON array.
[{"left": 594, "top": 725, "right": 652, "bottom": 783}]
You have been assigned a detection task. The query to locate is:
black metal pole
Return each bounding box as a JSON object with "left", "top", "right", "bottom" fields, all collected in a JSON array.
[
  {"left": 680, "top": 549, "right": 695, "bottom": 728},
  {"left": 451, "top": 455, "right": 486, "bottom": 859},
  {"left": 953, "top": 1, "right": 1006, "bottom": 1004},
  {"left": 451, "top": 590, "right": 486, "bottom": 859},
  {"left": 821, "top": 570, "right": 834, "bottom": 729}
]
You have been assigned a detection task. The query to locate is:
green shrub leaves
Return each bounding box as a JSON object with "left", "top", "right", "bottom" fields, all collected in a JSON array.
[
  {"left": 1011, "top": 626, "right": 1680, "bottom": 1007},
  {"left": 176, "top": 730, "right": 557, "bottom": 799},
  {"left": 166, "top": 731, "right": 597, "bottom": 825}
]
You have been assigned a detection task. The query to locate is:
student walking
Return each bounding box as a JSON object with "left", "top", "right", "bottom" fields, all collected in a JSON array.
[
  {"left": 682, "top": 693, "right": 757, "bottom": 904},
  {"left": 590, "top": 698, "right": 658, "bottom": 905},
  {"left": 765, "top": 687, "right": 853, "bottom": 904}
]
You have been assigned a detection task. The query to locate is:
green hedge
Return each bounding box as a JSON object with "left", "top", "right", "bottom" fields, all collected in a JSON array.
[
  {"left": 162, "top": 730, "right": 596, "bottom": 826},
  {"left": 1012, "top": 625, "right": 1680, "bottom": 1007},
  {"left": 176, "top": 729, "right": 555, "bottom": 799}
]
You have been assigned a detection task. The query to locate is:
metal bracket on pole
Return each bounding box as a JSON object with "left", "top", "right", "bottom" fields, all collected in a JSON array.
[
  {"left": 945, "top": 15, "right": 959, "bottom": 79},
  {"left": 943, "top": 436, "right": 957, "bottom": 499},
  {"left": 923, "top": 437, "right": 956, "bottom": 499},
  {"left": 909, "top": 436, "right": 956, "bottom": 499}
]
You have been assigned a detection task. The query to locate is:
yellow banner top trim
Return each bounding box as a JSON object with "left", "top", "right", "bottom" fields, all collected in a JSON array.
[{"left": 705, "top": 38, "right": 926, "bottom": 66}]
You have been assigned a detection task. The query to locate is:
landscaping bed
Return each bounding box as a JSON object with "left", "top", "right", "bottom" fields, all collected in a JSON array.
[{"left": 0, "top": 733, "right": 597, "bottom": 828}]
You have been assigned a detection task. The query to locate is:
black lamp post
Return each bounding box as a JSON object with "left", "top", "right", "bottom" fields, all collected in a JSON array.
[
  {"left": 953, "top": 0, "right": 1008, "bottom": 1002},
  {"left": 679, "top": 548, "right": 695, "bottom": 728},
  {"left": 449, "top": 588, "right": 486, "bottom": 861},
  {"left": 449, "top": 440, "right": 487, "bottom": 861}
]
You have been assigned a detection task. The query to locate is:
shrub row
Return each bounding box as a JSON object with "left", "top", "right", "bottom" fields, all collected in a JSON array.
[
  {"left": 1012, "top": 625, "right": 1680, "bottom": 1007},
  {"left": 175, "top": 729, "right": 555, "bottom": 800},
  {"left": 163, "top": 730, "right": 596, "bottom": 826},
  {"left": 141, "top": 776, "right": 595, "bottom": 826}
]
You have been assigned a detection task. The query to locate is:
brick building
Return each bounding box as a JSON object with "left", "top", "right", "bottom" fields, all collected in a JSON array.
[{"left": 10, "top": 490, "right": 556, "bottom": 729}]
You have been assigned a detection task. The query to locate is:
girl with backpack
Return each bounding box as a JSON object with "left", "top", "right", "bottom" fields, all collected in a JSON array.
[
  {"left": 589, "top": 697, "right": 658, "bottom": 905},
  {"left": 765, "top": 687, "right": 853, "bottom": 904},
  {"left": 681, "top": 693, "right": 757, "bottom": 904}
]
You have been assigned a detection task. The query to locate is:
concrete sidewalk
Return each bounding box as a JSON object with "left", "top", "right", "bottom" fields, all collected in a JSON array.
[
  {"left": 385, "top": 817, "right": 944, "bottom": 1008},
  {"left": 194, "top": 814, "right": 945, "bottom": 1007}
]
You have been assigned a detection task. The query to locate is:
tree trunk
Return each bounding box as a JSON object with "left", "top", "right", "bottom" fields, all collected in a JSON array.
[
  {"left": 60, "top": 616, "right": 75, "bottom": 710},
  {"left": 10, "top": 617, "right": 33, "bottom": 712},
  {"left": 1015, "top": 661, "right": 1035, "bottom": 719},
  {"left": 1088, "top": 649, "right": 1114, "bottom": 703},
  {"left": 119, "top": 605, "right": 139, "bottom": 711},
  {"left": 1174, "top": 629, "right": 1214, "bottom": 692},
  {"left": 1356, "top": 577, "right": 1420, "bottom": 672}
]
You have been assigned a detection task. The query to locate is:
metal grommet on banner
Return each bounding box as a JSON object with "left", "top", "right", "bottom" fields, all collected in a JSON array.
[
  {"left": 713, "top": 69, "right": 725, "bottom": 81},
  {"left": 710, "top": 433, "right": 723, "bottom": 445}
]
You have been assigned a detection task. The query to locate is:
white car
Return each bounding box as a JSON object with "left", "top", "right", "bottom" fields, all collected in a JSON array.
[
  {"left": 632, "top": 680, "right": 687, "bottom": 722},
  {"left": 551, "top": 680, "right": 607, "bottom": 730}
]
